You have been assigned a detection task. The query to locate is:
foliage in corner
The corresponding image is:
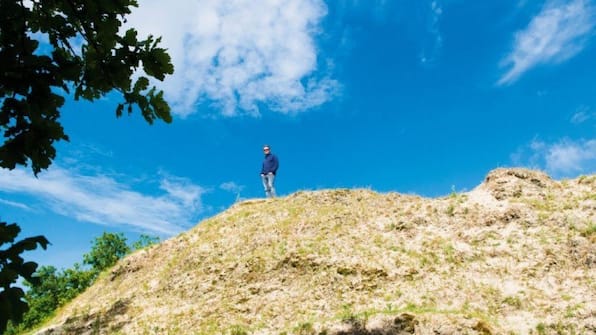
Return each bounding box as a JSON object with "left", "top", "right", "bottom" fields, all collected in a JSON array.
[
  {"left": 0, "top": 222, "right": 49, "bottom": 334},
  {"left": 0, "top": 0, "right": 174, "bottom": 332},
  {"left": 0, "top": 0, "right": 174, "bottom": 176},
  {"left": 5, "top": 232, "right": 160, "bottom": 334}
]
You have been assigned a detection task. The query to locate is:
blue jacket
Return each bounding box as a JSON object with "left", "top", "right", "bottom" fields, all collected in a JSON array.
[{"left": 261, "top": 153, "right": 279, "bottom": 175}]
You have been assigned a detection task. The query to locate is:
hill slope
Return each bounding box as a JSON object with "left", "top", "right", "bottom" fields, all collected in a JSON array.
[{"left": 35, "top": 168, "right": 595, "bottom": 335}]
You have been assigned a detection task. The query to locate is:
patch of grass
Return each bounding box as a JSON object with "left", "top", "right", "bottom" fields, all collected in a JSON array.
[
  {"left": 442, "top": 243, "right": 460, "bottom": 264},
  {"left": 383, "top": 303, "right": 397, "bottom": 314},
  {"left": 275, "top": 241, "right": 288, "bottom": 258},
  {"left": 86, "top": 315, "right": 101, "bottom": 335},
  {"left": 387, "top": 221, "right": 411, "bottom": 231},
  {"left": 449, "top": 185, "right": 459, "bottom": 199},
  {"left": 446, "top": 204, "right": 455, "bottom": 217},
  {"left": 580, "top": 222, "right": 596, "bottom": 238},
  {"left": 577, "top": 175, "right": 595, "bottom": 185},
  {"left": 524, "top": 198, "right": 555, "bottom": 212},
  {"left": 315, "top": 238, "right": 331, "bottom": 255},
  {"left": 403, "top": 302, "right": 426, "bottom": 314},
  {"left": 338, "top": 303, "right": 356, "bottom": 322},
  {"left": 537, "top": 211, "right": 550, "bottom": 223},
  {"left": 502, "top": 296, "right": 522, "bottom": 309},
  {"left": 446, "top": 188, "right": 468, "bottom": 215},
  {"left": 562, "top": 199, "right": 578, "bottom": 210},
  {"left": 404, "top": 248, "right": 438, "bottom": 268},
  {"left": 228, "top": 324, "right": 249, "bottom": 335},
  {"left": 564, "top": 303, "right": 583, "bottom": 318},
  {"left": 535, "top": 322, "right": 547, "bottom": 335},
  {"left": 512, "top": 185, "right": 523, "bottom": 198},
  {"left": 335, "top": 304, "right": 373, "bottom": 326},
  {"left": 293, "top": 321, "right": 315, "bottom": 335},
  {"left": 401, "top": 301, "right": 476, "bottom": 320},
  {"left": 200, "top": 317, "right": 221, "bottom": 334},
  {"left": 470, "top": 231, "right": 500, "bottom": 247},
  {"left": 373, "top": 234, "right": 385, "bottom": 247},
  {"left": 543, "top": 321, "right": 579, "bottom": 334},
  {"left": 326, "top": 301, "right": 497, "bottom": 335}
]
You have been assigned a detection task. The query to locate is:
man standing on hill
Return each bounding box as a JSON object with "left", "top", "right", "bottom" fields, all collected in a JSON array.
[{"left": 261, "top": 145, "right": 279, "bottom": 198}]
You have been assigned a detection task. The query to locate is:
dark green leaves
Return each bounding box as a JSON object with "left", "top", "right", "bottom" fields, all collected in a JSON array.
[
  {"left": 142, "top": 36, "right": 174, "bottom": 81},
  {"left": 83, "top": 232, "right": 130, "bottom": 273},
  {"left": 0, "top": 1, "right": 174, "bottom": 332},
  {"left": 0, "top": 222, "right": 49, "bottom": 333},
  {"left": 0, "top": 0, "right": 174, "bottom": 175}
]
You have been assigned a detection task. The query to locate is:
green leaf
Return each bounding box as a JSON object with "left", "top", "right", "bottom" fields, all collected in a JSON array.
[
  {"left": 116, "top": 103, "right": 124, "bottom": 118},
  {"left": 133, "top": 77, "right": 150, "bottom": 93},
  {"left": 123, "top": 28, "right": 138, "bottom": 45},
  {"left": 0, "top": 223, "right": 20, "bottom": 245}
]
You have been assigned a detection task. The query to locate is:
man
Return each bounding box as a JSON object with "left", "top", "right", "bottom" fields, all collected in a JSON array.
[{"left": 260, "top": 145, "right": 279, "bottom": 198}]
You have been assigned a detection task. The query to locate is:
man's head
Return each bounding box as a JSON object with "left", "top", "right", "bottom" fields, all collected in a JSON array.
[{"left": 263, "top": 145, "right": 271, "bottom": 154}]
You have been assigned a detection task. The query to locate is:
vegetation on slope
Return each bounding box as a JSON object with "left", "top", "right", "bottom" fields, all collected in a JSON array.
[{"left": 34, "top": 168, "right": 595, "bottom": 335}]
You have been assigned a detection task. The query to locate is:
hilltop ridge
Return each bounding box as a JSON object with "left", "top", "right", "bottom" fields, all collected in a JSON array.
[{"left": 35, "top": 168, "right": 595, "bottom": 335}]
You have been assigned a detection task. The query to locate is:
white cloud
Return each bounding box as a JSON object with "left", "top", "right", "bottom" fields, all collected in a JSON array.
[
  {"left": 571, "top": 105, "right": 593, "bottom": 124},
  {"left": 160, "top": 177, "right": 206, "bottom": 208},
  {"left": 0, "top": 198, "right": 32, "bottom": 211},
  {"left": 0, "top": 167, "right": 207, "bottom": 235},
  {"left": 125, "top": 0, "right": 339, "bottom": 117},
  {"left": 220, "top": 181, "right": 244, "bottom": 194},
  {"left": 512, "top": 138, "right": 596, "bottom": 176},
  {"left": 545, "top": 139, "right": 596, "bottom": 173},
  {"left": 335, "top": 0, "right": 392, "bottom": 22},
  {"left": 420, "top": 1, "right": 443, "bottom": 65},
  {"left": 498, "top": 0, "right": 595, "bottom": 85}
]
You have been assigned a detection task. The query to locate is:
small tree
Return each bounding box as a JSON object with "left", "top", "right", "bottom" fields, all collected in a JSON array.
[
  {"left": 132, "top": 234, "right": 160, "bottom": 250},
  {"left": 83, "top": 232, "right": 130, "bottom": 273}
]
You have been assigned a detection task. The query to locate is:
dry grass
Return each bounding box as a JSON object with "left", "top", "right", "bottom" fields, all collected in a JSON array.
[{"left": 34, "top": 168, "right": 595, "bottom": 335}]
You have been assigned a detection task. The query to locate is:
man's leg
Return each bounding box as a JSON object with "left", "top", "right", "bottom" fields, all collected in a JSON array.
[
  {"left": 267, "top": 173, "right": 276, "bottom": 197},
  {"left": 261, "top": 174, "right": 271, "bottom": 197}
]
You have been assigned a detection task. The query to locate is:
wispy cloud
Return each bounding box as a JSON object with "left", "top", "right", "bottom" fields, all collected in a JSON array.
[
  {"left": 498, "top": 0, "right": 595, "bottom": 85},
  {"left": 126, "top": 0, "right": 339, "bottom": 117},
  {"left": 544, "top": 139, "right": 596, "bottom": 174},
  {"left": 160, "top": 177, "right": 206, "bottom": 208},
  {"left": 220, "top": 181, "right": 244, "bottom": 194},
  {"left": 334, "top": 0, "right": 392, "bottom": 22},
  {"left": 0, "top": 198, "right": 32, "bottom": 211},
  {"left": 511, "top": 137, "right": 596, "bottom": 176},
  {"left": 571, "top": 105, "right": 594, "bottom": 124},
  {"left": 0, "top": 167, "right": 207, "bottom": 235},
  {"left": 420, "top": 1, "right": 443, "bottom": 65}
]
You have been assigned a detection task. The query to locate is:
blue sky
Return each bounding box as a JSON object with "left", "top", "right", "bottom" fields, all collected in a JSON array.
[{"left": 2, "top": 0, "right": 595, "bottom": 270}]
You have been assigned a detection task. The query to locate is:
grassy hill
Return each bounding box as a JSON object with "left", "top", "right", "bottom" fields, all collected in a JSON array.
[{"left": 34, "top": 168, "right": 595, "bottom": 334}]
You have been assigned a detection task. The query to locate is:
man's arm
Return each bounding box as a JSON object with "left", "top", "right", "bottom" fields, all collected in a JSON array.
[{"left": 271, "top": 155, "right": 279, "bottom": 172}]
